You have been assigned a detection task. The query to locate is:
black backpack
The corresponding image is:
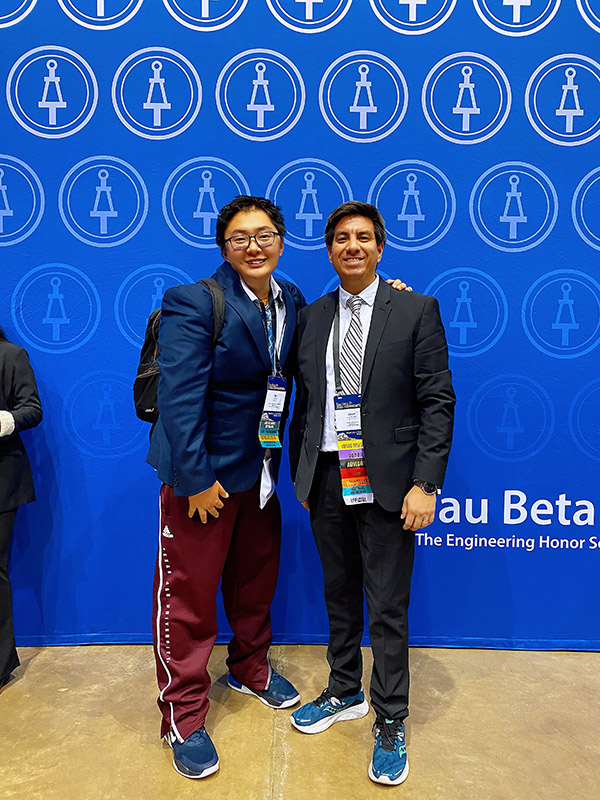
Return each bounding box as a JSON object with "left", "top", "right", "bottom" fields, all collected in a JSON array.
[{"left": 133, "top": 278, "right": 225, "bottom": 423}]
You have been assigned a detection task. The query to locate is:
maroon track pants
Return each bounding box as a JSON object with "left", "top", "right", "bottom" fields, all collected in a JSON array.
[{"left": 152, "top": 482, "right": 281, "bottom": 741}]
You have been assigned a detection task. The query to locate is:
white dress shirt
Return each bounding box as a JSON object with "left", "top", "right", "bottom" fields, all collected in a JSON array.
[
  {"left": 239, "top": 275, "right": 287, "bottom": 508},
  {"left": 321, "top": 275, "right": 380, "bottom": 452}
]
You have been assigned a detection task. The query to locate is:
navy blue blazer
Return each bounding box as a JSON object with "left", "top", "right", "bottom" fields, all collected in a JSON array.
[{"left": 147, "top": 262, "right": 306, "bottom": 497}]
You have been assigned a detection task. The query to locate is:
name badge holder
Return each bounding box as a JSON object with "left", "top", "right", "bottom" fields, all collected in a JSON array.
[
  {"left": 259, "top": 375, "right": 286, "bottom": 449},
  {"left": 333, "top": 306, "right": 373, "bottom": 505},
  {"left": 258, "top": 297, "right": 286, "bottom": 449}
]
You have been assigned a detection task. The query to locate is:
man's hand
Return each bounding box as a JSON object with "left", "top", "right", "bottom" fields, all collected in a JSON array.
[
  {"left": 188, "top": 481, "right": 229, "bottom": 524},
  {"left": 301, "top": 500, "right": 310, "bottom": 511},
  {"left": 386, "top": 278, "right": 413, "bottom": 292},
  {"left": 401, "top": 485, "right": 436, "bottom": 531}
]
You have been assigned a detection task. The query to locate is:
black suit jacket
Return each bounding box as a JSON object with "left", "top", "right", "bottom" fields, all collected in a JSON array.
[
  {"left": 0, "top": 342, "right": 43, "bottom": 511},
  {"left": 289, "top": 279, "right": 455, "bottom": 513}
]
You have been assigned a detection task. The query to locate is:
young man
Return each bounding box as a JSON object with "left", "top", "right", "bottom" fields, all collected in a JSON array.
[
  {"left": 147, "top": 196, "right": 305, "bottom": 779},
  {"left": 289, "top": 202, "right": 455, "bottom": 786}
]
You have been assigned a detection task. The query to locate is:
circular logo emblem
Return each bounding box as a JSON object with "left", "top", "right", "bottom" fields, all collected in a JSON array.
[
  {"left": 57, "top": 0, "right": 143, "bottom": 29},
  {"left": 216, "top": 49, "right": 305, "bottom": 141},
  {"left": 422, "top": 52, "right": 511, "bottom": 144},
  {"left": 6, "top": 46, "right": 98, "bottom": 139},
  {"left": 467, "top": 374, "right": 555, "bottom": 462},
  {"left": 162, "top": 0, "right": 248, "bottom": 30},
  {"left": 367, "top": 160, "right": 455, "bottom": 250},
  {"left": 11, "top": 263, "right": 101, "bottom": 354},
  {"left": 0, "top": 155, "right": 45, "bottom": 247},
  {"left": 572, "top": 167, "right": 600, "bottom": 251},
  {"left": 569, "top": 379, "right": 600, "bottom": 461},
  {"left": 162, "top": 157, "right": 251, "bottom": 248},
  {"left": 265, "top": 159, "right": 352, "bottom": 250},
  {"left": 59, "top": 156, "right": 148, "bottom": 248},
  {"left": 319, "top": 51, "right": 408, "bottom": 143},
  {"left": 525, "top": 54, "right": 600, "bottom": 146},
  {"left": 425, "top": 268, "right": 508, "bottom": 357},
  {"left": 115, "top": 264, "right": 194, "bottom": 347},
  {"left": 112, "top": 48, "right": 202, "bottom": 140},
  {"left": 576, "top": 0, "right": 600, "bottom": 33},
  {"left": 522, "top": 270, "right": 600, "bottom": 359},
  {"left": 469, "top": 162, "right": 558, "bottom": 252},
  {"left": 368, "top": 0, "right": 456, "bottom": 34},
  {"left": 62, "top": 371, "right": 146, "bottom": 458},
  {"left": 1, "top": 0, "right": 37, "bottom": 27},
  {"left": 473, "top": 0, "right": 561, "bottom": 36},
  {"left": 266, "top": 0, "right": 353, "bottom": 32}
]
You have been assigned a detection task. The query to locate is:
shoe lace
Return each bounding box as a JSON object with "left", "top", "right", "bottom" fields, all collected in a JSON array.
[
  {"left": 314, "top": 688, "right": 334, "bottom": 707},
  {"left": 375, "top": 719, "right": 403, "bottom": 753},
  {"left": 185, "top": 728, "right": 207, "bottom": 745}
]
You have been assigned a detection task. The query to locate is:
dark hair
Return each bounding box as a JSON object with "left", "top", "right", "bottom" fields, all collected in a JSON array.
[
  {"left": 216, "top": 195, "right": 286, "bottom": 249},
  {"left": 324, "top": 201, "right": 386, "bottom": 248},
  {"left": 0, "top": 325, "right": 7, "bottom": 342}
]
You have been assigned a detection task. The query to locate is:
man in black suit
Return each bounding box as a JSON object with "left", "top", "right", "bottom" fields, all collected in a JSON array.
[
  {"left": 289, "top": 202, "right": 455, "bottom": 786},
  {"left": 0, "top": 326, "right": 42, "bottom": 689}
]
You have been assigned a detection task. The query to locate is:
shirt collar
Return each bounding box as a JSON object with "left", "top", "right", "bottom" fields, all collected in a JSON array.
[
  {"left": 239, "top": 275, "right": 283, "bottom": 304},
  {"left": 338, "top": 274, "right": 380, "bottom": 309}
]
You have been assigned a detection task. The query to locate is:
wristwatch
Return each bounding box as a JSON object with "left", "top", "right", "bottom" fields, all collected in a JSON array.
[{"left": 414, "top": 479, "right": 438, "bottom": 496}]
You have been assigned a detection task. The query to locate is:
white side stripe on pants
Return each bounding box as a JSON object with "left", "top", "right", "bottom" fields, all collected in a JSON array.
[{"left": 155, "top": 493, "right": 184, "bottom": 743}]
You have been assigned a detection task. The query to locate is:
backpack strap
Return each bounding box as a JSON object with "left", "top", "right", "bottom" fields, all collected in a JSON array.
[{"left": 199, "top": 278, "right": 225, "bottom": 347}]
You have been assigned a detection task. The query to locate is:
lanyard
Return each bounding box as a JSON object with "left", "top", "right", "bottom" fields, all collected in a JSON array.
[
  {"left": 257, "top": 292, "right": 281, "bottom": 376},
  {"left": 332, "top": 303, "right": 343, "bottom": 394}
]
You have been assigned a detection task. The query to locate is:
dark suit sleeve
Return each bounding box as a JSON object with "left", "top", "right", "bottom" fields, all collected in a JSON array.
[
  {"left": 5, "top": 348, "right": 42, "bottom": 433},
  {"left": 412, "top": 296, "right": 455, "bottom": 487},
  {"left": 157, "top": 284, "right": 217, "bottom": 497},
  {"left": 288, "top": 307, "right": 308, "bottom": 484}
]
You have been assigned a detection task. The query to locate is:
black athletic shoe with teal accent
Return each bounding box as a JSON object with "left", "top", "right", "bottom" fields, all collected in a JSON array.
[
  {"left": 290, "top": 687, "right": 369, "bottom": 734},
  {"left": 166, "top": 727, "right": 219, "bottom": 779},
  {"left": 369, "top": 716, "right": 409, "bottom": 785},
  {"left": 227, "top": 669, "right": 300, "bottom": 708}
]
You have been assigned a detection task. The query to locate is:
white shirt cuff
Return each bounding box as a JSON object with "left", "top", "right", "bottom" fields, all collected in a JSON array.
[{"left": 0, "top": 410, "right": 16, "bottom": 437}]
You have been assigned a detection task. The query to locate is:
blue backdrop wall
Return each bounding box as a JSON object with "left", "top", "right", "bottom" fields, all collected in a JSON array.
[{"left": 1, "top": 0, "right": 599, "bottom": 650}]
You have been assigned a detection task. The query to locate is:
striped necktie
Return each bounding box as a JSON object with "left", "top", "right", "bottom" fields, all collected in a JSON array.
[{"left": 340, "top": 295, "right": 363, "bottom": 395}]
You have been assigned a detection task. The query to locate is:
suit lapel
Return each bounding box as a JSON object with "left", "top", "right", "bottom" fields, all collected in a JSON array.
[
  {"left": 362, "top": 280, "right": 392, "bottom": 395},
  {"left": 314, "top": 292, "right": 337, "bottom": 410},
  {"left": 215, "top": 262, "right": 272, "bottom": 373},
  {"left": 279, "top": 288, "right": 297, "bottom": 369}
]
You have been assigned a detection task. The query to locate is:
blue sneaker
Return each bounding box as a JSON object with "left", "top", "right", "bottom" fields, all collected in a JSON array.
[
  {"left": 166, "top": 727, "right": 219, "bottom": 779},
  {"left": 290, "top": 688, "right": 369, "bottom": 734},
  {"left": 368, "top": 717, "right": 409, "bottom": 785},
  {"left": 227, "top": 669, "right": 300, "bottom": 709}
]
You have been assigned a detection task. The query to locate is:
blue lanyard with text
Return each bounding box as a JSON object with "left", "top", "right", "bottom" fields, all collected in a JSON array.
[{"left": 258, "top": 292, "right": 286, "bottom": 448}]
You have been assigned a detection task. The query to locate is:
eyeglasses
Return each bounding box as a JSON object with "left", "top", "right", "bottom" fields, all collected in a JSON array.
[{"left": 224, "top": 231, "right": 281, "bottom": 250}]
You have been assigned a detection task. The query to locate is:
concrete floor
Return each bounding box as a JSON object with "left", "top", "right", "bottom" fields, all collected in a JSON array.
[{"left": 0, "top": 645, "right": 598, "bottom": 800}]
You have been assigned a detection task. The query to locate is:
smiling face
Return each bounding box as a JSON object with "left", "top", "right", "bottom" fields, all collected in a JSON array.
[
  {"left": 221, "top": 208, "right": 284, "bottom": 296},
  {"left": 328, "top": 215, "right": 384, "bottom": 294}
]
